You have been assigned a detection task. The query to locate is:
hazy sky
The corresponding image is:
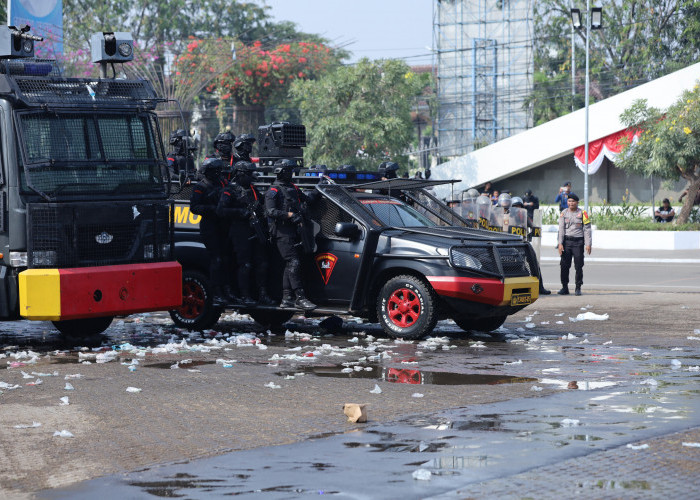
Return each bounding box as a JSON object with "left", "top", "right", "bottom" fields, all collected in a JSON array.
[{"left": 262, "top": 0, "right": 435, "bottom": 65}]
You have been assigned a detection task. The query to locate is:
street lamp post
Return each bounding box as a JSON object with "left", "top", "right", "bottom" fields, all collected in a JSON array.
[{"left": 571, "top": 4, "right": 602, "bottom": 214}]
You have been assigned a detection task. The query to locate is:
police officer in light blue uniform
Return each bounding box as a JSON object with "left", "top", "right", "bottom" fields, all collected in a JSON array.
[{"left": 557, "top": 193, "right": 592, "bottom": 296}]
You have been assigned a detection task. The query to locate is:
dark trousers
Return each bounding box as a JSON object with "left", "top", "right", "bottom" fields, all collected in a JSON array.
[
  {"left": 230, "top": 226, "right": 270, "bottom": 297},
  {"left": 560, "top": 237, "right": 584, "bottom": 287},
  {"left": 275, "top": 235, "right": 303, "bottom": 293},
  {"left": 201, "top": 229, "right": 225, "bottom": 290}
]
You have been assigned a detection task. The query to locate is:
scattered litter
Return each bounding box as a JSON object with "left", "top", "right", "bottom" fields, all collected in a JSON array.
[
  {"left": 540, "top": 321, "right": 549, "bottom": 325},
  {"left": 59, "top": 397, "right": 70, "bottom": 406},
  {"left": 128, "top": 366, "right": 136, "bottom": 372},
  {"left": 560, "top": 418, "right": 580, "bottom": 427},
  {"left": 627, "top": 443, "right": 649, "bottom": 450},
  {"left": 20, "top": 371, "right": 34, "bottom": 379},
  {"left": 343, "top": 403, "right": 367, "bottom": 423},
  {"left": 603, "top": 340, "right": 613, "bottom": 345},
  {"left": 561, "top": 333, "right": 577, "bottom": 340},
  {"left": 64, "top": 374, "right": 83, "bottom": 380},
  {"left": 32, "top": 371, "right": 58, "bottom": 377},
  {"left": 541, "top": 368, "right": 560, "bottom": 373},
  {"left": 14, "top": 422, "right": 41, "bottom": 429},
  {"left": 688, "top": 366, "right": 699, "bottom": 372},
  {"left": 556, "top": 321, "right": 565, "bottom": 325},
  {"left": 504, "top": 360, "right": 522, "bottom": 366},
  {"left": 570, "top": 312, "right": 609, "bottom": 322},
  {"left": 525, "top": 323, "right": 536, "bottom": 329},
  {"left": 264, "top": 382, "right": 281, "bottom": 389},
  {"left": 26, "top": 378, "right": 42, "bottom": 386},
  {"left": 554, "top": 313, "right": 564, "bottom": 317},
  {"left": 125, "top": 387, "right": 142, "bottom": 393},
  {"left": 640, "top": 378, "right": 658, "bottom": 386},
  {"left": 688, "top": 336, "right": 700, "bottom": 341},
  {"left": 412, "top": 469, "right": 431, "bottom": 481},
  {"left": 53, "top": 430, "right": 74, "bottom": 438},
  {"left": 530, "top": 386, "right": 543, "bottom": 392},
  {"left": 0, "top": 382, "right": 21, "bottom": 390},
  {"left": 284, "top": 375, "right": 295, "bottom": 380},
  {"left": 348, "top": 337, "right": 359, "bottom": 343},
  {"left": 412, "top": 393, "right": 424, "bottom": 398},
  {"left": 671, "top": 359, "right": 682, "bottom": 369},
  {"left": 369, "top": 384, "right": 382, "bottom": 394},
  {"left": 682, "top": 442, "right": 700, "bottom": 448},
  {"left": 341, "top": 367, "right": 353, "bottom": 374},
  {"left": 516, "top": 327, "right": 525, "bottom": 333}
]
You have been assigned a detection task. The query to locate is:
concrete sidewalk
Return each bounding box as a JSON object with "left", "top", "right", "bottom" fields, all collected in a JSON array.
[{"left": 539, "top": 248, "right": 700, "bottom": 264}]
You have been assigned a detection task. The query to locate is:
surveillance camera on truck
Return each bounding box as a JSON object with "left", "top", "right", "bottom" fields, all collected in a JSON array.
[{"left": 0, "top": 27, "right": 182, "bottom": 337}]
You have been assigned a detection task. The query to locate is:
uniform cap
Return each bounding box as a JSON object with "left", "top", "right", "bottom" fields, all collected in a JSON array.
[{"left": 568, "top": 193, "right": 579, "bottom": 202}]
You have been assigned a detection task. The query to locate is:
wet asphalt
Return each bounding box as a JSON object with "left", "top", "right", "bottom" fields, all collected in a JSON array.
[{"left": 0, "top": 305, "right": 694, "bottom": 499}]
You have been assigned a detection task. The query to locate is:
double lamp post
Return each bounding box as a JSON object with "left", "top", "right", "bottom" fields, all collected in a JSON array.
[{"left": 570, "top": 3, "right": 603, "bottom": 213}]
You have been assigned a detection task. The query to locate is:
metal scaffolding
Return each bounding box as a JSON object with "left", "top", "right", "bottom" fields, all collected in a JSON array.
[{"left": 435, "top": 0, "right": 534, "bottom": 157}]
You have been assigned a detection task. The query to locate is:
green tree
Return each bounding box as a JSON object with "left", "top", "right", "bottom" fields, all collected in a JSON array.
[
  {"left": 617, "top": 83, "right": 700, "bottom": 224},
  {"left": 531, "top": 0, "right": 700, "bottom": 123},
  {"left": 290, "top": 59, "right": 429, "bottom": 170}
]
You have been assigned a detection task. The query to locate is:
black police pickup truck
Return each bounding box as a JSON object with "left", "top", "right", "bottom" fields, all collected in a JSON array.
[{"left": 169, "top": 174, "right": 539, "bottom": 340}]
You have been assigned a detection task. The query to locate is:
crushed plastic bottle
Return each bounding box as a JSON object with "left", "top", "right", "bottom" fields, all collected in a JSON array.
[
  {"left": 53, "top": 430, "right": 74, "bottom": 438},
  {"left": 412, "top": 469, "right": 432, "bottom": 481},
  {"left": 369, "top": 384, "right": 382, "bottom": 394}
]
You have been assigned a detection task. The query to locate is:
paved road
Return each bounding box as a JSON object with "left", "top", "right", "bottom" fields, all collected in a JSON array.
[{"left": 540, "top": 248, "right": 700, "bottom": 292}]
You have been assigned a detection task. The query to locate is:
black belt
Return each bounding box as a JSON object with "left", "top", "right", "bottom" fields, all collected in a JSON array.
[{"left": 564, "top": 236, "right": 584, "bottom": 241}]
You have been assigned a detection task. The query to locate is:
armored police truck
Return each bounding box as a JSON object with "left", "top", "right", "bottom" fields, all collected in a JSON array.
[
  {"left": 169, "top": 123, "right": 539, "bottom": 339},
  {"left": 0, "top": 27, "right": 182, "bottom": 336}
]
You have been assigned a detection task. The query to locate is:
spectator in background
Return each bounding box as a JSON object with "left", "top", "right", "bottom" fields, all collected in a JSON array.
[
  {"left": 655, "top": 198, "right": 675, "bottom": 223},
  {"left": 491, "top": 189, "right": 500, "bottom": 205},
  {"left": 482, "top": 182, "right": 493, "bottom": 196},
  {"left": 414, "top": 171, "right": 423, "bottom": 179},
  {"left": 522, "top": 189, "right": 540, "bottom": 220},
  {"left": 555, "top": 181, "right": 576, "bottom": 211}
]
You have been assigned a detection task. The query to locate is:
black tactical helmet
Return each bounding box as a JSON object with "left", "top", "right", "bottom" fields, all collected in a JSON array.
[
  {"left": 234, "top": 160, "right": 256, "bottom": 173},
  {"left": 273, "top": 158, "right": 296, "bottom": 181},
  {"left": 234, "top": 133, "right": 256, "bottom": 149},
  {"left": 213, "top": 131, "right": 235, "bottom": 152},
  {"left": 379, "top": 161, "right": 399, "bottom": 179},
  {"left": 169, "top": 129, "right": 187, "bottom": 145},
  {"left": 200, "top": 157, "right": 225, "bottom": 180}
]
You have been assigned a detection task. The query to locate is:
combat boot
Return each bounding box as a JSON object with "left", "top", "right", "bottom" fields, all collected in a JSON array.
[
  {"left": 279, "top": 290, "right": 295, "bottom": 308},
  {"left": 294, "top": 289, "right": 317, "bottom": 310},
  {"left": 223, "top": 285, "right": 239, "bottom": 303},
  {"left": 557, "top": 286, "right": 569, "bottom": 295},
  {"left": 238, "top": 296, "right": 257, "bottom": 307},
  {"left": 575, "top": 287, "right": 582, "bottom": 296},
  {"left": 211, "top": 287, "right": 227, "bottom": 307},
  {"left": 258, "top": 288, "right": 276, "bottom": 306}
]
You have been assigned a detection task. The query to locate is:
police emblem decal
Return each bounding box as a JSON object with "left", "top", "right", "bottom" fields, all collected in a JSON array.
[
  {"left": 315, "top": 253, "right": 338, "bottom": 285},
  {"left": 95, "top": 231, "right": 113, "bottom": 244}
]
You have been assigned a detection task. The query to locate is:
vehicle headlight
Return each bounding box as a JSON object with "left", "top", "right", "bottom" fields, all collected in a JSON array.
[
  {"left": 144, "top": 244, "right": 154, "bottom": 259},
  {"left": 450, "top": 248, "right": 483, "bottom": 270},
  {"left": 159, "top": 243, "right": 171, "bottom": 259},
  {"left": 31, "top": 251, "right": 57, "bottom": 266},
  {"left": 10, "top": 251, "right": 27, "bottom": 267}
]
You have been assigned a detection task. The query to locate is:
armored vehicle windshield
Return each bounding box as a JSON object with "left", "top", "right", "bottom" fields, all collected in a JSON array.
[
  {"left": 17, "top": 110, "right": 165, "bottom": 199},
  {"left": 358, "top": 197, "right": 436, "bottom": 228}
]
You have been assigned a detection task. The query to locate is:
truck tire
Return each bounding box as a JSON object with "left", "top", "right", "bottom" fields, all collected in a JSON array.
[
  {"left": 454, "top": 315, "right": 507, "bottom": 334},
  {"left": 169, "top": 269, "right": 222, "bottom": 330},
  {"left": 249, "top": 310, "right": 294, "bottom": 329},
  {"left": 52, "top": 316, "right": 114, "bottom": 337},
  {"left": 377, "top": 275, "right": 438, "bottom": 340}
]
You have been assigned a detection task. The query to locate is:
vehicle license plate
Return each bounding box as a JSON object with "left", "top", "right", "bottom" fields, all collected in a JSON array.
[{"left": 510, "top": 293, "right": 531, "bottom": 306}]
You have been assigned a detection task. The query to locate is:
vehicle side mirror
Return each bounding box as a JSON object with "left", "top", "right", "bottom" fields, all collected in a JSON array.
[{"left": 334, "top": 222, "right": 360, "bottom": 239}]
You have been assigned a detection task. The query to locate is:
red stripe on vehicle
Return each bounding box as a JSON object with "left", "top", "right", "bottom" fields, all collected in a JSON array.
[
  {"left": 425, "top": 276, "right": 504, "bottom": 305},
  {"left": 58, "top": 262, "right": 182, "bottom": 320}
]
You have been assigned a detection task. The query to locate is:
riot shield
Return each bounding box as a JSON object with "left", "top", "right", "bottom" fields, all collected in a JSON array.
[
  {"left": 489, "top": 206, "right": 504, "bottom": 232},
  {"left": 461, "top": 198, "right": 478, "bottom": 228},
  {"left": 507, "top": 207, "right": 528, "bottom": 239},
  {"left": 531, "top": 209, "right": 542, "bottom": 262},
  {"left": 477, "top": 201, "right": 491, "bottom": 230},
  {"left": 297, "top": 217, "right": 318, "bottom": 254}
]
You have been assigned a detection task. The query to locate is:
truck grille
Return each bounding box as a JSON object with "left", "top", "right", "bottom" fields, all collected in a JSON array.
[
  {"left": 27, "top": 201, "right": 173, "bottom": 268},
  {"left": 450, "top": 244, "right": 534, "bottom": 277}
]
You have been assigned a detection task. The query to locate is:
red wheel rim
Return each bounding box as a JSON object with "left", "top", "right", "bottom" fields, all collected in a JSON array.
[
  {"left": 387, "top": 288, "right": 421, "bottom": 328},
  {"left": 177, "top": 280, "right": 206, "bottom": 319}
]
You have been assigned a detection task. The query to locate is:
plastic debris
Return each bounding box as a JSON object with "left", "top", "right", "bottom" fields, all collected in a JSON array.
[
  {"left": 53, "top": 430, "right": 74, "bottom": 438},
  {"left": 688, "top": 366, "right": 699, "bottom": 372},
  {"left": 32, "top": 371, "right": 58, "bottom": 377},
  {"left": 560, "top": 418, "right": 580, "bottom": 427},
  {"left": 671, "top": 359, "right": 682, "bottom": 369},
  {"left": 128, "top": 366, "right": 136, "bottom": 372},
  {"left": 0, "top": 381, "right": 21, "bottom": 390},
  {"left": 570, "top": 312, "right": 609, "bottom": 322},
  {"left": 64, "top": 374, "right": 83, "bottom": 380},
  {"left": 412, "top": 393, "right": 424, "bottom": 398},
  {"left": 14, "top": 422, "right": 41, "bottom": 429},
  {"left": 369, "top": 384, "right": 382, "bottom": 394},
  {"left": 554, "top": 313, "right": 565, "bottom": 316},
  {"left": 682, "top": 442, "right": 700, "bottom": 448},
  {"left": 264, "top": 382, "right": 281, "bottom": 389},
  {"left": 504, "top": 360, "right": 522, "bottom": 365},
  {"left": 556, "top": 321, "right": 565, "bottom": 325},
  {"left": 525, "top": 323, "right": 536, "bottom": 329},
  {"left": 59, "top": 396, "right": 70, "bottom": 406},
  {"left": 125, "top": 387, "right": 142, "bottom": 393},
  {"left": 348, "top": 337, "right": 359, "bottom": 343},
  {"left": 626, "top": 443, "right": 649, "bottom": 450},
  {"left": 640, "top": 378, "right": 658, "bottom": 386},
  {"left": 343, "top": 403, "right": 367, "bottom": 423},
  {"left": 412, "top": 469, "right": 432, "bottom": 481},
  {"left": 20, "top": 371, "right": 34, "bottom": 379},
  {"left": 26, "top": 378, "right": 42, "bottom": 386},
  {"left": 530, "top": 386, "right": 543, "bottom": 392}
]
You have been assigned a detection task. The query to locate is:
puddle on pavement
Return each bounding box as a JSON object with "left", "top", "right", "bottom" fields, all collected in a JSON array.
[{"left": 277, "top": 365, "right": 537, "bottom": 386}]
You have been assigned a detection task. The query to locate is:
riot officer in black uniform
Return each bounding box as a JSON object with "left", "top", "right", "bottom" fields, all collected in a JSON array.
[
  {"left": 190, "top": 158, "right": 228, "bottom": 306},
  {"left": 213, "top": 131, "right": 236, "bottom": 178},
  {"left": 217, "top": 161, "right": 275, "bottom": 306},
  {"left": 167, "top": 129, "right": 195, "bottom": 180},
  {"left": 233, "top": 134, "right": 256, "bottom": 163},
  {"left": 265, "top": 159, "right": 317, "bottom": 310},
  {"left": 379, "top": 161, "right": 399, "bottom": 180}
]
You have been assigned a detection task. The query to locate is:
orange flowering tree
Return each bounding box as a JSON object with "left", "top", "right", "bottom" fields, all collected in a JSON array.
[{"left": 215, "top": 40, "right": 341, "bottom": 108}]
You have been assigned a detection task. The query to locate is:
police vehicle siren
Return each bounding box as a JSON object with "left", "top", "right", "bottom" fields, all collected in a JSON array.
[
  {"left": 91, "top": 31, "right": 134, "bottom": 78},
  {"left": 257, "top": 122, "right": 306, "bottom": 167}
]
